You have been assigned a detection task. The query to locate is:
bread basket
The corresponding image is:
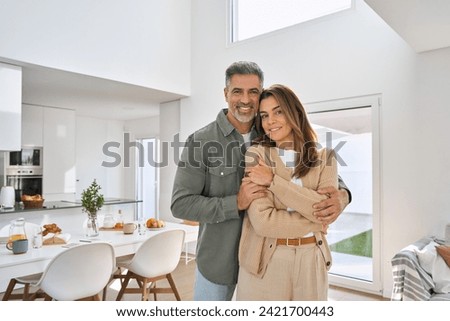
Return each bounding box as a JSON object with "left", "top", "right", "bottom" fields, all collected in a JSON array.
[
  {"left": 21, "top": 195, "right": 45, "bottom": 209},
  {"left": 22, "top": 199, "right": 44, "bottom": 209}
]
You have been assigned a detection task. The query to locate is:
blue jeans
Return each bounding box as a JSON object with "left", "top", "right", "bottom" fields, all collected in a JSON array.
[{"left": 193, "top": 267, "right": 236, "bottom": 301}]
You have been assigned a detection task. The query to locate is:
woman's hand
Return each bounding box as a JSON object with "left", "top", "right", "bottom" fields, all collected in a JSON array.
[{"left": 245, "top": 158, "right": 274, "bottom": 187}]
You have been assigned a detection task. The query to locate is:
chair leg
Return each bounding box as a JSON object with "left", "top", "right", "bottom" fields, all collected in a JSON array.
[
  {"left": 102, "top": 275, "right": 115, "bottom": 301},
  {"left": 141, "top": 278, "right": 149, "bottom": 301},
  {"left": 3, "top": 278, "right": 47, "bottom": 301},
  {"left": 103, "top": 267, "right": 126, "bottom": 300},
  {"left": 23, "top": 283, "right": 31, "bottom": 301},
  {"left": 152, "top": 282, "right": 157, "bottom": 301},
  {"left": 166, "top": 273, "right": 181, "bottom": 301},
  {"left": 113, "top": 272, "right": 181, "bottom": 301},
  {"left": 102, "top": 286, "right": 108, "bottom": 301},
  {"left": 30, "top": 289, "right": 47, "bottom": 301},
  {"left": 2, "top": 279, "right": 18, "bottom": 301},
  {"left": 116, "top": 272, "right": 132, "bottom": 301}
]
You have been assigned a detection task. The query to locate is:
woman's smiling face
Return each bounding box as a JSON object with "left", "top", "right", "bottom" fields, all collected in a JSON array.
[{"left": 259, "top": 95, "right": 294, "bottom": 149}]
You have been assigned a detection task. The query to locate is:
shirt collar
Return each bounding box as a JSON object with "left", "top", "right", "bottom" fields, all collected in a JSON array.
[
  {"left": 216, "top": 109, "right": 238, "bottom": 137},
  {"left": 216, "top": 108, "right": 260, "bottom": 139}
]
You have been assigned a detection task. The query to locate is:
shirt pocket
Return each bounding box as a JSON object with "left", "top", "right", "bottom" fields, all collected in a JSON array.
[{"left": 207, "top": 165, "right": 239, "bottom": 196}]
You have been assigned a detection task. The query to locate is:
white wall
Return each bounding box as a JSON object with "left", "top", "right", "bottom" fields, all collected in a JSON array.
[
  {"left": 0, "top": 0, "right": 191, "bottom": 95},
  {"left": 414, "top": 47, "right": 450, "bottom": 238},
  {"left": 124, "top": 116, "right": 160, "bottom": 140},
  {"left": 159, "top": 101, "right": 181, "bottom": 222},
  {"left": 176, "top": 0, "right": 448, "bottom": 297}
]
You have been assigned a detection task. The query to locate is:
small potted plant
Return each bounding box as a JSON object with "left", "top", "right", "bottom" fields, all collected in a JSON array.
[{"left": 81, "top": 179, "right": 104, "bottom": 237}]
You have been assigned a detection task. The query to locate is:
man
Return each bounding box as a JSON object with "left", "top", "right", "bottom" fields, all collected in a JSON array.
[{"left": 171, "top": 61, "right": 350, "bottom": 300}]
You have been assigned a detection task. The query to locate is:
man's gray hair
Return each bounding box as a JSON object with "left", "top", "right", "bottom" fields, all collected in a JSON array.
[{"left": 225, "top": 61, "right": 264, "bottom": 88}]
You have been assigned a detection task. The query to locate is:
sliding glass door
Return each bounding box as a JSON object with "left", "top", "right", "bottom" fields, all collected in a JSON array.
[{"left": 306, "top": 95, "right": 381, "bottom": 294}]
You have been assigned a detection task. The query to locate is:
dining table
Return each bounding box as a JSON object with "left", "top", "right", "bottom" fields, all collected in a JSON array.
[{"left": 0, "top": 221, "right": 199, "bottom": 293}]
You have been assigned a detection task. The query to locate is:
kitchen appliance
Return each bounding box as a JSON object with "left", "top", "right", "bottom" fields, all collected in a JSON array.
[
  {"left": 5, "top": 146, "right": 43, "bottom": 202},
  {"left": 6, "top": 175, "right": 43, "bottom": 203},
  {"left": 6, "top": 146, "right": 43, "bottom": 174},
  {"left": 0, "top": 186, "right": 15, "bottom": 208}
]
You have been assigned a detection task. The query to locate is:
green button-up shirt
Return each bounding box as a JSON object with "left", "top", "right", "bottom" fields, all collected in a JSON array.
[{"left": 171, "top": 109, "right": 259, "bottom": 285}]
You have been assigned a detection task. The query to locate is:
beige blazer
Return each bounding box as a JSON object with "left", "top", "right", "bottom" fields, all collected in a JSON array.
[{"left": 238, "top": 144, "right": 338, "bottom": 278}]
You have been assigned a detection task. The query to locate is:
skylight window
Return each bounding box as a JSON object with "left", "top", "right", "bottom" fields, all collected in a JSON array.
[{"left": 230, "top": 0, "right": 352, "bottom": 43}]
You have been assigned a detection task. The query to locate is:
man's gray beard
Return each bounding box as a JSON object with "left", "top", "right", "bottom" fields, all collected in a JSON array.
[{"left": 232, "top": 109, "right": 256, "bottom": 124}]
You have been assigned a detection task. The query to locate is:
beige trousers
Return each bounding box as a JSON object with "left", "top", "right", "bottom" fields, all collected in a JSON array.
[{"left": 236, "top": 243, "right": 329, "bottom": 301}]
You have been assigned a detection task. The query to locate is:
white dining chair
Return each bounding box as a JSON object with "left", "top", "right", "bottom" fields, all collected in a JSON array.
[
  {"left": 111, "top": 229, "right": 185, "bottom": 301},
  {"left": 2, "top": 242, "right": 115, "bottom": 301}
]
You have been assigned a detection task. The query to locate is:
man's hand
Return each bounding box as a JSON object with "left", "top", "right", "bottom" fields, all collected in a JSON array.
[
  {"left": 313, "top": 186, "right": 349, "bottom": 225},
  {"left": 237, "top": 177, "right": 267, "bottom": 210}
]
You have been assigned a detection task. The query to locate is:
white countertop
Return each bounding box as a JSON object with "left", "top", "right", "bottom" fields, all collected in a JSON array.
[{"left": 0, "top": 198, "right": 142, "bottom": 214}]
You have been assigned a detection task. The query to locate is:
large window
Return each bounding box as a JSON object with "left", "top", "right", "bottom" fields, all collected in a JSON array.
[
  {"left": 230, "top": 0, "right": 352, "bottom": 43},
  {"left": 306, "top": 95, "right": 381, "bottom": 294}
]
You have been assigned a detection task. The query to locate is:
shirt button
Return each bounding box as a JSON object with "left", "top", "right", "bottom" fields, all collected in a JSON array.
[
  {"left": 317, "top": 240, "right": 323, "bottom": 246},
  {"left": 326, "top": 261, "right": 331, "bottom": 266},
  {"left": 269, "top": 244, "right": 273, "bottom": 248},
  {"left": 220, "top": 172, "right": 224, "bottom": 176}
]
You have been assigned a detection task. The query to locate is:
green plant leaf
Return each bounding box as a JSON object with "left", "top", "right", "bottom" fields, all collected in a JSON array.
[{"left": 81, "top": 179, "right": 104, "bottom": 216}]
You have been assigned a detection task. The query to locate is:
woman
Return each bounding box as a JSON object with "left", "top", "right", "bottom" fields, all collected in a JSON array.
[{"left": 236, "top": 84, "right": 338, "bottom": 301}]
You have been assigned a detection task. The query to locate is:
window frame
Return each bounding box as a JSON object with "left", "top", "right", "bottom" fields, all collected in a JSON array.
[
  {"left": 305, "top": 94, "right": 382, "bottom": 295},
  {"left": 227, "top": 0, "right": 354, "bottom": 45}
]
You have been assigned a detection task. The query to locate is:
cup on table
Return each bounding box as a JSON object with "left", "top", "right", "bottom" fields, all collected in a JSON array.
[
  {"left": 137, "top": 219, "right": 147, "bottom": 236},
  {"left": 6, "top": 234, "right": 26, "bottom": 251},
  {"left": 6, "top": 238, "right": 29, "bottom": 254},
  {"left": 33, "top": 228, "right": 43, "bottom": 249},
  {"left": 123, "top": 223, "right": 137, "bottom": 234}
]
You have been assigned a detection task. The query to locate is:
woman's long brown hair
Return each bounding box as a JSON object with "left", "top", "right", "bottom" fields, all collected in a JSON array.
[{"left": 254, "top": 84, "right": 319, "bottom": 178}]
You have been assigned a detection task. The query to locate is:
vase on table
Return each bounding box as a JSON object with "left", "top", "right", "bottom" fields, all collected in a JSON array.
[
  {"left": 81, "top": 179, "right": 104, "bottom": 238},
  {"left": 85, "top": 214, "right": 99, "bottom": 237}
]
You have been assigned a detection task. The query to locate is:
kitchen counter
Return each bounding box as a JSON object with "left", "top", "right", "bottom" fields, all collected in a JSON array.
[{"left": 0, "top": 198, "right": 142, "bottom": 214}]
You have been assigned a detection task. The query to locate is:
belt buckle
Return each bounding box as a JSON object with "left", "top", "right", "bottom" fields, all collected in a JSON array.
[{"left": 286, "top": 238, "right": 298, "bottom": 247}]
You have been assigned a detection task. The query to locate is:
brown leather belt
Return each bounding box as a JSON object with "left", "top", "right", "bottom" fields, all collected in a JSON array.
[{"left": 276, "top": 236, "right": 316, "bottom": 246}]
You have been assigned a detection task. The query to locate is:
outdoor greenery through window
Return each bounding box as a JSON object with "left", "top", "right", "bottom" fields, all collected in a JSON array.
[{"left": 230, "top": 0, "right": 352, "bottom": 43}]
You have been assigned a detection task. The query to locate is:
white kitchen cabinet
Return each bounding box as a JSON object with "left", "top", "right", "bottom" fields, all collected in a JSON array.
[
  {"left": 22, "top": 104, "right": 44, "bottom": 147},
  {"left": 43, "top": 107, "right": 76, "bottom": 200},
  {"left": 0, "top": 63, "right": 22, "bottom": 151}
]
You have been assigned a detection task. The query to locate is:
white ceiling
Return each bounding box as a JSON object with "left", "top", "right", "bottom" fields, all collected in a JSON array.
[
  {"left": 19, "top": 63, "right": 186, "bottom": 121},
  {"left": 364, "top": 0, "right": 450, "bottom": 53}
]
